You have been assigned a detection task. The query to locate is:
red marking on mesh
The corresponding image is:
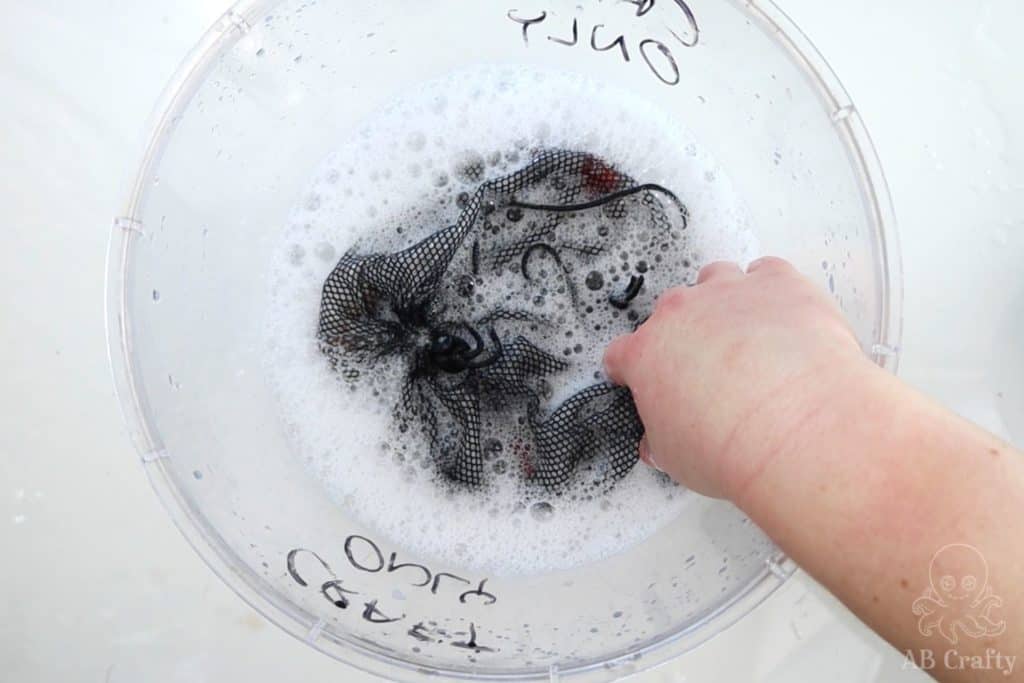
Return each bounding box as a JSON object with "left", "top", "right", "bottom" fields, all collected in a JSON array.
[{"left": 582, "top": 156, "right": 621, "bottom": 195}]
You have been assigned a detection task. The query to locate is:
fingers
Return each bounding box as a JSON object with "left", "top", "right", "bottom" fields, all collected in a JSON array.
[
  {"left": 696, "top": 256, "right": 796, "bottom": 281},
  {"left": 689, "top": 257, "right": 797, "bottom": 285},
  {"left": 696, "top": 261, "right": 744, "bottom": 284},
  {"left": 746, "top": 256, "right": 795, "bottom": 275},
  {"left": 607, "top": 256, "right": 797, "bottom": 387},
  {"left": 603, "top": 334, "right": 633, "bottom": 386}
]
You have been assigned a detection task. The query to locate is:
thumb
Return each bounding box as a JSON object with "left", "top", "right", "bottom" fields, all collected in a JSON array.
[{"left": 603, "top": 333, "right": 634, "bottom": 386}]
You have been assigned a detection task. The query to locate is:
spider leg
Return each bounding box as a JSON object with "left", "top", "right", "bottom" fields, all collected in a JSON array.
[
  {"left": 610, "top": 275, "right": 645, "bottom": 309},
  {"left": 509, "top": 183, "right": 682, "bottom": 215},
  {"left": 458, "top": 324, "right": 487, "bottom": 361},
  {"left": 466, "top": 329, "right": 504, "bottom": 370},
  {"left": 453, "top": 150, "right": 584, "bottom": 239},
  {"left": 521, "top": 242, "right": 581, "bottom": 308},
  {"left": 520, "top": 243, "right": 566, "bottom": 282}
]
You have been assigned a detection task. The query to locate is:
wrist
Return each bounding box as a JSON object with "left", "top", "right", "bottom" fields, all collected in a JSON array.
[{"left": 719, "top": 350, "right": 890, "bottom": 509}]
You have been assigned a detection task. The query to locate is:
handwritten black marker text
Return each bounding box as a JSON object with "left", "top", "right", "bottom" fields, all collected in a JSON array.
[{"left": 508, "top": 0, "right": 700, "bottom": 86}]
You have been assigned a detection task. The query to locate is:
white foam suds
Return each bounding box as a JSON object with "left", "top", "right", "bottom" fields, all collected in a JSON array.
[{"left": 264, "top": 65, "right": 758, "bottom": 576}]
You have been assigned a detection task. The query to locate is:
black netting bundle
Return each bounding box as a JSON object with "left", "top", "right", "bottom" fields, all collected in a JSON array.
[{"left": 318, "top": 149, "right": 688, "bottom": 490}]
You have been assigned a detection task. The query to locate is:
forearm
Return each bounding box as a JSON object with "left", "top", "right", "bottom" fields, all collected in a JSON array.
[
  {"left": 601, "top": 259, "right": 1024, "bottom": 678},
  {"left": 733, "top": 365, "right": 1024, "bottom": 682}
]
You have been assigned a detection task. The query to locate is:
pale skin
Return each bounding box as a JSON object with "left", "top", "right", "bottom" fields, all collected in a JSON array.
[{"left": 603, "top": 257, "right": 1024, "bottom": 683}]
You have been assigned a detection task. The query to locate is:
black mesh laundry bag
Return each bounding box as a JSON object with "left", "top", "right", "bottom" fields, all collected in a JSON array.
[{"left": 318, "top": 149, "right": 689, "bottom": 490}]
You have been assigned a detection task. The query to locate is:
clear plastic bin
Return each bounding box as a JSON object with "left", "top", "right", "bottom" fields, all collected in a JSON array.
[{"left": 106, "top": 1, "right": 902, "bottom": 680}]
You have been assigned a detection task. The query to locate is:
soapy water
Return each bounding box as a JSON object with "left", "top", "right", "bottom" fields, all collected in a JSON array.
[
  {"left": 317, "top": 147, "right": 687, "bottom": 491},
  {"left": 265, "top": 66, "right": 758, "bottom": 575}
]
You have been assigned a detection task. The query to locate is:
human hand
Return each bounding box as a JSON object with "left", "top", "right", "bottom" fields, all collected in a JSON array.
[{"left": 604, "top": 257, "right": 875, "bottom": 500}]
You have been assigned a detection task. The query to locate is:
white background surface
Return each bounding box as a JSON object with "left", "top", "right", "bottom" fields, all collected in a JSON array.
[{"left": 2, "top": 1, "right": 1022, "bottom": 681}]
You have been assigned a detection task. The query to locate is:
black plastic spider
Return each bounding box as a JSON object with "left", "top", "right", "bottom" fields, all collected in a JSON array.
[
  {"left": 318, "top": 148, "right": 689, "bottom": 490},
  {"left": 422, "top": 325, "right": 503, "bottom": 375}
]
